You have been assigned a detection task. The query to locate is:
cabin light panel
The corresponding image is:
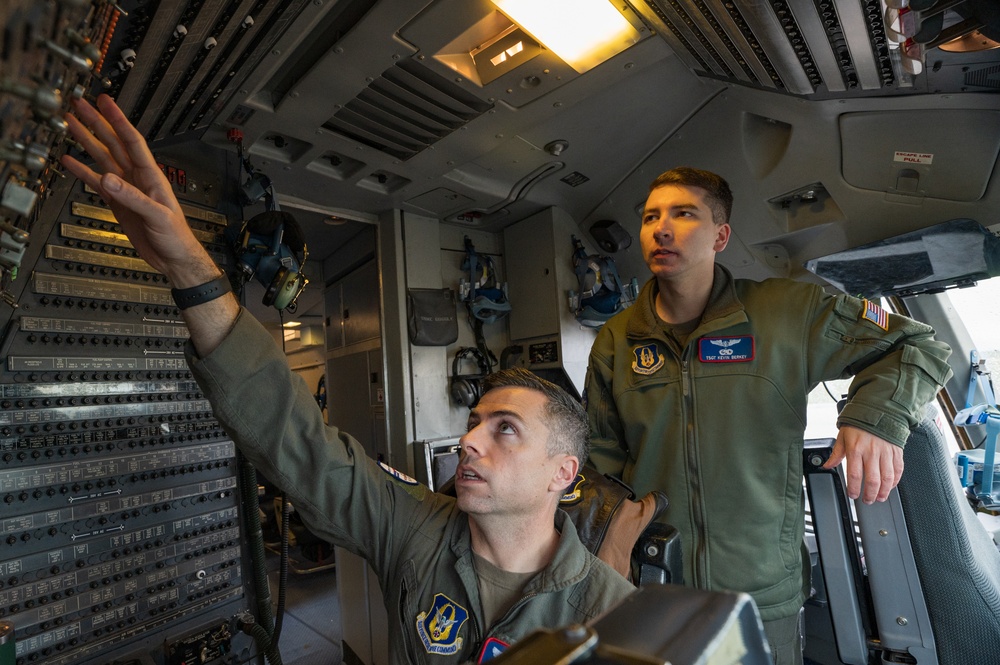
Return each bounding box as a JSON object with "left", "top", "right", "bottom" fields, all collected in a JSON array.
[
  {"left": 490, "top": 0, "right": 642, "bottom": 73},
  {"left": 472, "top": 25, "right": 544, "bottom": 84}
]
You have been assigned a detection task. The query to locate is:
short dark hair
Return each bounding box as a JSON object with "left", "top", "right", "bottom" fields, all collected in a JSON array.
[
  {"left": 481, "top": 367, "right": 589, "bottom": 462},
  {"left": 649, "top": 167, "right": 733, "bottom": 226}
]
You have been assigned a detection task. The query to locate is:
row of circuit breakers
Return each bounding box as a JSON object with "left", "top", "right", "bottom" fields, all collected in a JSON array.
[{"left": 2, "top": 3, "right": 265, "bottom": 665}]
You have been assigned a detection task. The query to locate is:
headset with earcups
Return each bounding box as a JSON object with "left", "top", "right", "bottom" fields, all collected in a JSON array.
[
  {"left": 225, "top": 210, "right": 309, "bottom": 311},
  {"left": 450, "top": 347, "right": 489, "bottom": 407}
]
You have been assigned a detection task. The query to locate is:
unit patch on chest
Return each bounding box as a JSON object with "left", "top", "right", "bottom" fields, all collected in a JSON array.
[
  {"left": 416, "top": 593, "right": 469, "bottom": 655},
  {"left": 698, "top": 336, "right": 755, "bottom": 362},
  {"left": 632, "top": 343, "right": 665, "bottom": 375}
]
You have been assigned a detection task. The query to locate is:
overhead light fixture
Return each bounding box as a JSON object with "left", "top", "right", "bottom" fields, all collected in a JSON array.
[
  {"left": 490, "top": 0, "right": 642, "bottom": 73},
  {"left": 471, "top": 25, "right": 543, "bottom": 84},
  {"left": 282, "top": 321, "right": 302, "bottom": 328}
]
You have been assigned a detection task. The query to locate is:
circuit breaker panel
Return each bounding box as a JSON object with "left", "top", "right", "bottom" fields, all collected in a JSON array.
[
  {"left": 1, "top": 4, "right": 263, "bottom": 663},
  {"left": 0, "top": 175, "right": 260, "bottom": 665}
]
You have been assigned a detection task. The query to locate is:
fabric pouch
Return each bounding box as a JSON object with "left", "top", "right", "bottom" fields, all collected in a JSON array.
[{"left": 407, "top": 288, "right": 459, "bottom": 346}]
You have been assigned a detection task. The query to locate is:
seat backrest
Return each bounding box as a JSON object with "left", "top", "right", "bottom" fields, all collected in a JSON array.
[{"left": 896, "top": 416, "right": 1000, "bottom": 662}]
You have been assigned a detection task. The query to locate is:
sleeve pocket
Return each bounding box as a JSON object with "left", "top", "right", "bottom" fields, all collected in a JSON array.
[{"left": 891, "top": 344, "right": 950, "bottom": 408}]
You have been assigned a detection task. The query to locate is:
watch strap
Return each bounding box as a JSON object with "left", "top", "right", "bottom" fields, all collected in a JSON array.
[{"left": 171, "top": 274, "right": 232, "bottom": 310}]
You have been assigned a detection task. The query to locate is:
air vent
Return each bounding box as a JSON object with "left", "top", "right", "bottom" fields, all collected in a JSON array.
[
  {"left": 629, "top": 0, "right": 917, "bottom": 96},
  {"left": 322, "top": 60, "right": 493, "bottom": 161},
  {"left": 966, "top": 63, "right": 1000, "bottom": 89}
]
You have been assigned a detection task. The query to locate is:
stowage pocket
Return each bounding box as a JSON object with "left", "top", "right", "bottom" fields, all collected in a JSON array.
[{"left": 891, "top": 344, "right": 950, "bottom": 408}]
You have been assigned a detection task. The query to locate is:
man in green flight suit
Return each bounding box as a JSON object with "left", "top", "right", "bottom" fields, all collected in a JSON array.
[
  {"left": 62, "top": 94, "right": 635, "bottom": 664},
  {"left": 585, "top": 167, "right": 953, "bottom": 665}
]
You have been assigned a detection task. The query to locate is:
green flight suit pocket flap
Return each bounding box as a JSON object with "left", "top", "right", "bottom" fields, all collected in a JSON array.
[{"left": 891, "top": 344, "right": 950, "bottom": 408}]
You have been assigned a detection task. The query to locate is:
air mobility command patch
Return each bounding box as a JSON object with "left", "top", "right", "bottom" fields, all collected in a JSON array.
[
  {"left": 560, "top": 473, "right": 586, "bottom": 505},
  {"left": 698, "top": 336, "right": 755, "bottom": 362},
  {"left": 861, "top": 299, "right": 889, "bottom": 331},
  {"left": 478, "top": 637, "right": 509, "bottom": 662},
  {"left": 632, "top": 343, "right": 664, "bottom": 375},
  {"left": 416, "top": 593, "right": 468, "bottom": 655}
]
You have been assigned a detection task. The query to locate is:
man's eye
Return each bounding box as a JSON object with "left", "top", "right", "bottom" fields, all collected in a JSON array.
[{"left": 498, "top": 422, "right": 515, "bottom": 434}]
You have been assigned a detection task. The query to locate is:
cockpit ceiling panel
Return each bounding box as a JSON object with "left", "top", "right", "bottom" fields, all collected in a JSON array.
[{"left": 629, "top": 0, "right": 1000, "bottom": 98}]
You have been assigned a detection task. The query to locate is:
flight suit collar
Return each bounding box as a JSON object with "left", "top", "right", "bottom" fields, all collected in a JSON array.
[
  {"left": 449, "top": 510, "right": 592, "bottom": 595},
  {"left": 626, "top": 264, "right": 748, "bottom": 342}
]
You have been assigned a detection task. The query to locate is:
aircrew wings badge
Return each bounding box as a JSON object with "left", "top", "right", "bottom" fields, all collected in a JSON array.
[
  {"left": 632, "top": 343, "right": 664, "bottom": 375},
  {"left": 861, "top": 299, "right": 889, "bottom": 331},
  {"left": 416, "top": 593, "right": 469, "bottom": 655}
]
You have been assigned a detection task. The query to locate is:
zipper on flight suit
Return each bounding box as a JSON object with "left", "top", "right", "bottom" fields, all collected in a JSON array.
[
  {"left": 475, "top": 591, "right": 536, "bottom": 654},
  {"left": 681, "top": 357, "right": 708, "bottom": 588},
  {"left": 398, "top": 580, "right": 419, "bottom": 664}
]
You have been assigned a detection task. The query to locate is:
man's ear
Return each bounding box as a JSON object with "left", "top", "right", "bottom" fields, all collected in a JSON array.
[
  {"left": 714, "top": 223, "right": 731, "bottom": 252},
  {"left": 550, "top": 455, "right": 580, "bottom": 493}
]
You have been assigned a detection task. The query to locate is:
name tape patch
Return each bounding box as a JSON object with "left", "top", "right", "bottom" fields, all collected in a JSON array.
[{"left": 698, "top": 336, "right": 755, "bottom": 363}]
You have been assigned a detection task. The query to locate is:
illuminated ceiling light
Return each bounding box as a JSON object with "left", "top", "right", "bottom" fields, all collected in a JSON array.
[
  {"left": 282, "top": 321, "right": 302, "bottom": 328},
  {"left": 490, "top": 0, "right": 642, "bottom": 73},
  {"left": 471, "top": 24, "right": 543, "bottom": 84}
]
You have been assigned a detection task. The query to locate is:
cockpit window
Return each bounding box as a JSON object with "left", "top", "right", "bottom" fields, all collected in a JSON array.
[{"left": 944, "top": 278, "right": 1000, "bottom": 376}]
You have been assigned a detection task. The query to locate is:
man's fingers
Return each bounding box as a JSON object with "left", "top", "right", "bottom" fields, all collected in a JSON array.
[
  {"left": 64, "top": 114, "right": 122, "bottom": 177},
  {"left": 96, "top": 95, "right": 162, "bottom": 173},
  {"left": 101, "top": 173, "right": 172, "bottom": 223},
  {"left": 845, "top": 451, "right": 865, "bottom": 501},
  {"left": 70, "top": 98, "right": 131, "bottom": 174},
  {"left": 59, "top": 153, "right": 103, "bottom": 193},
  {"left": 822, "top": 436, "right": 845, "bottom": 469},
  {"left": 861, "top": 452, "right": 880, "bottom": 504}
]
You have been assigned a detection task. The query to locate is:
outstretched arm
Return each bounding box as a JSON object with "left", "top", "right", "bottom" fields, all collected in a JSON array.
[{"left": 60, "top": 94, "right": 238, "bottom": 356}]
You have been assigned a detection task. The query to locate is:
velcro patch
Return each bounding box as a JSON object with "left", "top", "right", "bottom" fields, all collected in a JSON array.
[
  {"left": 698, "top": 336, "right": 755, "bottom": 362},
  {"left": 478, "top": 637, "right": 509, "bottom": 663},
  {"left": 861, "top": 299, "right": 889, "bottom": 331},
  {"left": 378, "top": 461, "right": 418, "bottom": 485}
]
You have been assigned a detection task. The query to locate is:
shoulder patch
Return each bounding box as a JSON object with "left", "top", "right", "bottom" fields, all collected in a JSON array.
[
  {"left": 861, "top": 299, "right": 889, "bottom": 331},
  {"left": 478, "top": 637, "right": 509, "bottom": 662},
  {"left": 416, "top": 593, "right": 469, "bottom": 655},
  {"left": 698, "top": 336, "right": 755, "bottom": 363},
  {"left": 377, "top": 461, "right": 419, "bottom": 485},
  {"left": 560, "top": 474, "right": 586, "bottom": 505},
  {"left": 632, "top": 343, "right": 664, "bottom": 375}
]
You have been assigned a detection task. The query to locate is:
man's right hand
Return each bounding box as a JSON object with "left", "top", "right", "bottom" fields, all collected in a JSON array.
[
  {"left": 60, "top": 94, "right": 240, "bottom": 356},
  {"left": 60, "top": 94, "right": 218, "bottom": 288}
]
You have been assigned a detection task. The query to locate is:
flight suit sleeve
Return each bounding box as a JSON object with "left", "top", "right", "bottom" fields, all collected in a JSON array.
[
  {"left": 806, "top": 291, "right": 953, "bottom": 447},
  {"left": 585, "top": 326, "right": 628, "bottom": 477},
  {"left": 185, "top": 307, "right": 434, "bottom": 573}
]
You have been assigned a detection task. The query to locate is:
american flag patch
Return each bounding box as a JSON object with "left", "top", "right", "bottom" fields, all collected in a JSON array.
[{"left": 861, "top": 299, "right": 889, "bottom": 330}]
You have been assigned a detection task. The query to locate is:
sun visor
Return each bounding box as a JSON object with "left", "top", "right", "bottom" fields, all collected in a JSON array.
[
  {"left": 840, "top": 110, "right": 1000, "bottom": 202},
  {"left": 804, "top": 219, "right": 1000, "bottom": 298}
]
